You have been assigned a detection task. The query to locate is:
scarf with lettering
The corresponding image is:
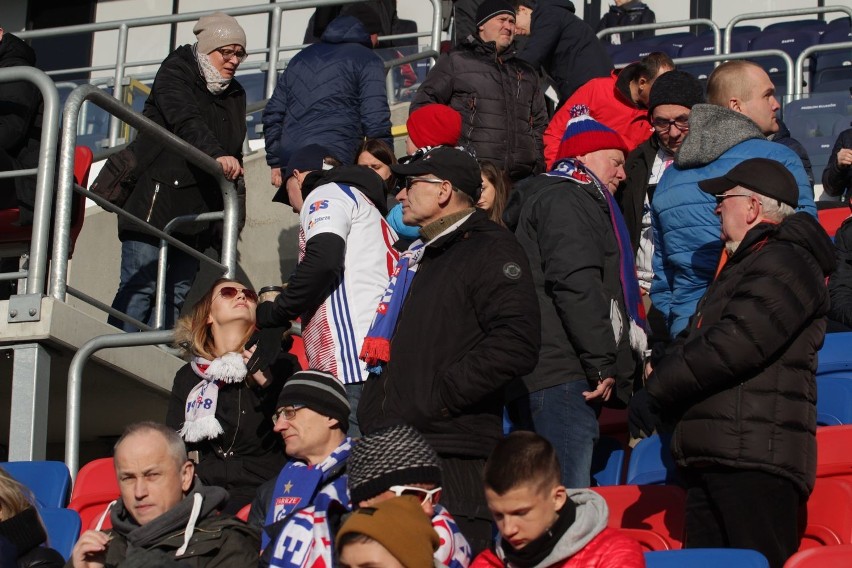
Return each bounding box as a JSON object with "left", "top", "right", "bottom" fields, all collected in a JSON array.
[{"left": 180, "top": 352, "right": 246, "bottom": 443}]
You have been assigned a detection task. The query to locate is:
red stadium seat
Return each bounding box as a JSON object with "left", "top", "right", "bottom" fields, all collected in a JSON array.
[
  {"left": 620, "top": 527, "right": 672, "bottom": 552},
  {"left": 816, "top": 425, "right": 852, "bottom": 480},
  {"left": 236, "top": 503, "right": 251, "bottom": 522},
  {"left": 817, "top": 206, "right": 849, "bottom": 239},
  {"left": 68, "top": 458, "right": 119, "bottom": 535},
  {"left": 785, "top": 543, "right": 852, "bottom": 567},
  {"left": 798, "top": 477, "right": 852, "bottom": 551},
  {"left": 592, "top": 484, "right": 687, "bottom": 549}
]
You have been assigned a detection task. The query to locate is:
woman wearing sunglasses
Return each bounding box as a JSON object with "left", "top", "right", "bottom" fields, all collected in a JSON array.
[{"left": 166, "top": 278, "right": 299, "bottom": 513}]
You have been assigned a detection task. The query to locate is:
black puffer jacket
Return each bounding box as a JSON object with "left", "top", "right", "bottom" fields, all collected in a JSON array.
[
  {"left": 0, "top": 32, "right": 43, "bottom": 224},
  {"left": 504, "top": 172, "right": 636, "bottom": 405},
  {"left": 411, "top": 37, "right": 547, "bottom": 181},
  {"left": 616, "top": 135, "right": 661, "bottom": 255},
  {"left": 358, "top": 209, "right": 541, "bottom": 457},
  {"left": 823, "top": 127, "right": 852, "bottom": 198},
  {"left": 517, "top": 0, "right": 613, "bottom": 102},
  {"left": 596, "top": 0, "right": 656, "bottom": 44},
  {"left": 118, "top": 44, "right": 245, "bottom": 245},
  {"left": 829, "top": 216, "right": 852, "bottom": 327},
  {"left": 646, "top": 213, "right": 836, "bottom": 497}
]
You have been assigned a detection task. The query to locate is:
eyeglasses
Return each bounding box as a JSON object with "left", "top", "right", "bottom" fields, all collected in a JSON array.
[
  {"left": 272, "top": 405, "right": 305, "bottom": 423},
  {"left": 388, "top": 485, "right": 442, "bottom": 505},
  {"left": 215, "top": 47, "right": 247, "bottom": 63},
  {"left": 216, "top": 286, "right": 258, "bottom": 303},
  {"left": 714, "top": 193, "right": 753, "bottom": 205},
  {"left": 404, "top": 177, "right": 445, "bottom": 189},
  {"left": 652, "top": 117, "right": 690, "bottom": 133}
]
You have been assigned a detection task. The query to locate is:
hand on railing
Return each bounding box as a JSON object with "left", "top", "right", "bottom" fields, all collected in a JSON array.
[
  {"left": 216, "top": 155, "right": 244, "bottom": 180},
  {"left": 270, "top": 167, "right": 282, "bottom": 188}
]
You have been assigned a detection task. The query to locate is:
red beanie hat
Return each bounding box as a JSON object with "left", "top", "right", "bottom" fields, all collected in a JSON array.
[
  {"left": 406, "top": 104, "right": 462, "bottom": 148},
  {"left": 555, "top": 105, "right": 628, "bottom": 163}
]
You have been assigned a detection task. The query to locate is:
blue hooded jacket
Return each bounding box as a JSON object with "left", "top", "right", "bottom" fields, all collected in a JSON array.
[{"left": 262, "top": 16, "right": 392, "bottom": 168}]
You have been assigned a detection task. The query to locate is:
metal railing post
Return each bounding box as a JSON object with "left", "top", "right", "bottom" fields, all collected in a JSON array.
[
  {"left": 266, "top": 6, "right": 283, "bottom": 99},
  {"left": 108, "top": 23, "right": 130, "bottom": 147},
  {"left": 597, "top": 19, "right": 721, "bottom": 54},
  {"left": 65, "top": 330, "right": 175, "bottom": 478},
  {"left": 428, "top": 0, "right": 443, "bottom": 64},
  {"left": 670, "top": 49, "right": 795, "bottom": 95},
  {"left": 794, "top": 41, "right": 852, "bottom": 97}
]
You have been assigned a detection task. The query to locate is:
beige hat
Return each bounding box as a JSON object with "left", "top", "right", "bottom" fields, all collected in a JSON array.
[{"left": 193, "top": 12, "right": 246, "bottom": 54}]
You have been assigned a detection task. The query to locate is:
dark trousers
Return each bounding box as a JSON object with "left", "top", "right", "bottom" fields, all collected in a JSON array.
[
  {"left": 684, "top": 466, "right": 801, "bottom": 568},
  {"left": 440, "top": 455, "right": 494, "bottom": 555}
]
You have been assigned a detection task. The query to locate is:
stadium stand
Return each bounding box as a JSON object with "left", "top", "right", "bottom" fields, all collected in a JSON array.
[
  {"left": 39, "top": 507, "right": 82, "bottom": 560},
  {"left": 592, "top": 484, "right": 687, "bottom": 549},
  {"left": 625, "top": 433, "right": 681, "bottom": 486},
  {"left": 591, "top": 435, "right": 626, "bottom": 486},
  {"left": 644, "top": 548, "right": 770, "bottom": 567},
  {"left": 0, "top": 460, "right": 71, "bottom": 508}
]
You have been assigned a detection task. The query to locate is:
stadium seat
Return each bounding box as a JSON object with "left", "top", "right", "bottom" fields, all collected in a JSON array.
[
  {"left": 0, "top": 460, "right": 71, "bottom": 508},
  {"left": 39, "top": 507, "right": 81, "bottom": 561},
  {"left": 785, "top": 543, "right": 852, "bottom": 567},
  {"left": 591, "top": 484, "right": 686, "bottom": 549},
  {"left": 609, "top": 36, "right": 670, "bottom": 66},
  {"left": 591, "top": 436, "right": 626, "bottom": 486},
  {"left": 826, "top": 17, "right": 851, "bottom": 34},
  {"left": 678, "top": 34, "right": 752, "bottom": 80},
  {"left": 817, "top": 332, "right": 852, "bottom": 376},
  {"left": 764, "top": 19, "right": 827, "bottom": 35},
  {"left": 619, "top": 528, "right": 672, "bottom": 552},
  {"left": 816, "top": 205, "right": 849, "bottom": 239},
  {"left": 750, "top": 30, "right": 823, "bottom": 95},
  {"left": 645, "top": 548, "right": 770, "bottom": 567},
  {"left": 816, "top": 377, "right": 852, "bottom": 425},
  {"left": 815, "top": 425, "right": 852, "bottom": 480},
  {"left": 800, "top": 477, "right": 852, "bottom": 548},
  {"left": 68, "top": 457, "right": 119, "bottom": 535},
  {"left": 625, "top": 433, "right": 681, "bottom": 486},
  {"left": 236, "top": 503, "right": 251, "bottom": 522}
]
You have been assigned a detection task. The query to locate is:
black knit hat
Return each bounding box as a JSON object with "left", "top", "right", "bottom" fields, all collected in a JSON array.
[
  {"left": 475, "top": 0, "right": 516, "bottom": 27},
  {"left": 348, "top": 425, "right": 442, "bottom": 504},
  {"left": 277, "top": 370, "right": 350, "bottom": 432},
  {"left": 647, "top": 70, "right": 705, "bottom": 115},
  {"left": 344, "top": 4, "right": 383, "bottom": 35}
]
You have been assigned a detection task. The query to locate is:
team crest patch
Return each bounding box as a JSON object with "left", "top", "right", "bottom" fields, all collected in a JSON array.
[{"left": 503, "top": 262, "right": 522, "bottom": 280}]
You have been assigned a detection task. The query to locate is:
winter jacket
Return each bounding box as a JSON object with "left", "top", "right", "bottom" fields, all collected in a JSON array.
[
  {"left": 647, "top": 213, "right": 835, "bottom": 498},
  {"left": 596, "top": 1, "right": 657, "bottom": 44},
  {"left": 772, "top": 118, "right": 815, "bottom": 188},
  {"left": 263, "top": 16, "right": 392, "bottom": 168},
  {"left": 823, "top": 127, "right": 852, "bottom": 198},
  {"left": 517, "top": 0, "right": 613, "bottom": 103},
  {"left": 70, "top": 483, "right": 259, "bottom": 568},
  {"left": 0, "top": 507, "right": 64, "bottom": 568},
  {"left": 118, "top": 44, "right": 245, "bottom": 246},
  {"left": 471, "top": 490, "right": 644, "bottom": 568},
  {"left": 616, "top": 135, "right": 662, "bottom": 255},
  {"left": 650, "top": 104, "right": 817, "bottom": 337},
  {"left": 411, "top": 37, "right": 547, "bottom": 181},
  {"left": 358, "top": 209, "right": 541, "bottom": 457},
  {"left": 165, "top": 355, "right": 297, "bottom": 512},
  {"left": 0, "top": 32, "right": 43, "bottom": 225},
  {"left": 504, "top": 171, "right": 635, "bottom": 405},
  {"left": 829, "top": 216, "right": 852, "bottom": 327},
  {"left": 543, "top": 72, "right": 652, "bottom": 169}
]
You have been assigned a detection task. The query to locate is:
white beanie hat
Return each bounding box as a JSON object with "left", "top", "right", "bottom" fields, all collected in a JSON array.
[{"left": 193, "top": 12, "right": 246, "bottom": 54}]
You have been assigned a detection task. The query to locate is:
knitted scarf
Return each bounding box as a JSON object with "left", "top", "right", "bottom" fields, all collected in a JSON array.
[
  {"left": 359, "top": 240, "right": 426, "bottom": 374},
  {"left": 180, "top": 352, "right": 246, "bottom": 442},
  {"left": 193, "top": 43, "right": 232, "bottom": 95},
  {"left": 547, "top": 158, "right": 648, "bottom": 353}
]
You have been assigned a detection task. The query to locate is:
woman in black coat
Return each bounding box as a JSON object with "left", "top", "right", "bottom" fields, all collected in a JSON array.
[
  {"left": 166, "top": 278, "right": 299, "bottom": 514},
  {"left": 0, "top": 468, "right": 64, "bottom": 568}
]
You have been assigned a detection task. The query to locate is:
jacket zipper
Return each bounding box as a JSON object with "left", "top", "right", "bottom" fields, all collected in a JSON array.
[{"left": 146, "top": 182, "right": 161, "bottom": 222}]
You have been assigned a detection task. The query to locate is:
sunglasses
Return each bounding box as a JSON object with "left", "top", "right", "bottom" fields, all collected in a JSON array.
[
  {"left": 388, "top": 485, "right": 442, "bottom": 505},
  {"left": 216, "top": 286, "right": 258, "bottom": 303},
  {"left": 215, "top": 47, "right": 247, "bottom": 62}
]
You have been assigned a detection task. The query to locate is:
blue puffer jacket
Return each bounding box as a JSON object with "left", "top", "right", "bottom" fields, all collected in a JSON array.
[
  {"left": 651, "top": 104, "right": 816, "bottom": 338},
  {"left": 262, "top": 16, "right": 392, "bottom": 168}
]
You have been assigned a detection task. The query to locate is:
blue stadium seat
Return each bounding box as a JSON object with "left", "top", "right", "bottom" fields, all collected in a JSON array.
[
  {"left": 817, "top": 376, "right": 852, "bottom": 425},
  {"left": 818, "top": 332, "right": 852, "bottom": 376},
  {"left": 645, "top": 549, "right": 770, "bottom": 568},
  {"left": 39, "top": 507, "right": 81, "bottom": 561},
  {"left": 626, "top": 433, "right": 681, "bottom": 486},
  {"left": 0, "top": 461, "right": 71, "bottom": 508},
  {"left": 814, "top": 78, "right": 852, "bottom": 95},
  {"left": 812, "top": 28, "right": 852, "bottom": 90},
  {"left": 764, "top": 19, "right": 827, "bottom": 35},
  {"left": 826, "top": 17, "right": 852, "bottom": 34},
  {"left": 751, "top": 30, "right": 823, "bottom": 95},
  {"left": 591, "top": 436, "right": 625, "bottom": 486},
  {"left": 784, "top": 92, "right": 851, "bottom": 142}
]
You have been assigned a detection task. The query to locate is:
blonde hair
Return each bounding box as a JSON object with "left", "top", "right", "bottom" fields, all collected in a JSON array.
[
  {"left": 174, "top": 278, "right": 255, "bottom": 360},
  {"left": 0, "top": 467, "right": 36, "bottom": 521}
]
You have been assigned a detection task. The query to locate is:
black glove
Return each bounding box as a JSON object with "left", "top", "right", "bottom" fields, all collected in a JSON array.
[
  {"left": 246, "top": 325, "right": 291, "bottom": 375},
  {"left": 255, "top": 300, "right": 282, "bottom": 328}
]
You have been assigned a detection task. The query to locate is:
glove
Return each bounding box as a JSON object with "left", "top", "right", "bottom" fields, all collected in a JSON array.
[
  {"left": 246, "top": 325, "right": 291, "bottom": 375},
  {"left": 255, "top": 300, "right": 281, "bottom": 328}
]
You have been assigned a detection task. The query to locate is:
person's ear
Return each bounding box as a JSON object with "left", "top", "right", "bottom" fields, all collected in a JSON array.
[
  {"left": 437, "top": 180, "right": 455, "bottom": 205},
  {"left": 728, "top": 97, "right": 742, "bottom": 113},
  {"left": 552, "top": 485, "right": 568, "bottom": 510},
  {"left": 746, "top": 195, "right": 762, "bottom": 224},
  {"left": 180, "top": 460, "right": 195, "bottom": 493}
]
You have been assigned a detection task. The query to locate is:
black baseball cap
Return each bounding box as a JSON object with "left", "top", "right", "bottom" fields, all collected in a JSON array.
[
  {"left": 391, "top": 146, "right": 482, "bottom": 200},
  {"left": 273, "top": 144, "right": 334, "bottom": 204},
  {"left": 698, "top": 157, "right": 798, "bottom": 209}
]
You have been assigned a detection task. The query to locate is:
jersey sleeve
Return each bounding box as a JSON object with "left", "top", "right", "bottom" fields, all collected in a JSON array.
[{"left": 300, "top": 184, "right": 357, "bottom": 242}]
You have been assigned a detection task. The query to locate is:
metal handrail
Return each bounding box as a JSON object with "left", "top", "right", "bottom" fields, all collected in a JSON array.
[
  {"left": 670, "top": 49, "right": 796, "bottom": 96},
  {"left": 794, "top": 41, "right": 852, "bottom": 97},
  {"left": 16, "top": 0, "right": 443, "bottom": 147},
  {"left": 597, "top": 18, "right": 721, "bottom": 55},
  {"left": 65, "top": 330, "right": 176, "bottom": 477},
  {"left": 50, "top": 85, "right": 240, "bottom": 304},
  {"left": 724, "top": 5, "right": 852, "bottom": 55},
  {"left": 0, "top": 68, "right": 61, "bottom": 296}
]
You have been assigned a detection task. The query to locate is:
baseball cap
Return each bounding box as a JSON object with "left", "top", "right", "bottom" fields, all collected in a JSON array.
[
  {"left": 272, "top": 144, "right": 335, "bottom": 205},
  {"left": 390, "top": 146, "right": 482, "bottom": 200},
  {"left": 698, "top": 157, "right": 798, "bottom": 209}
]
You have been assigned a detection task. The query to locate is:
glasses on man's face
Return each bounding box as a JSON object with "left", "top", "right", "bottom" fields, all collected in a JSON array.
[
  {"left": 215, "top": 47, "right": 247, "bottom": 63},
  {"left": 404, "top": 177, "right": 444, "bottom": 189},
  {"left": 652, "top": 117, "right": 690, "bottom": 133},
  {"left": 714, "top": 193, "right": 753, "bottom": 205},
  {"left": 388, "top": 485, "right": 442, "bottom": 505},
  {"left": 216, "top": 286, "right": 258, "bottom": 303},
  {"left": 272, "top": 405, "right": 305, "bottom": 424}
]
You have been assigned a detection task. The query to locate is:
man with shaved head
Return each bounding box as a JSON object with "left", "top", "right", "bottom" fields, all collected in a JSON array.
[{"left": 649, "top": 60, "right": 816, "bottom": 339}]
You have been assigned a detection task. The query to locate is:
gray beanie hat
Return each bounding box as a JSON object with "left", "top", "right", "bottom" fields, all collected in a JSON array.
[
  {"left": 348, "top": 425, "right": 442, "bottom": 505},
  {"left": 193, "top": 12, "right": 246, "bottom": 54}
]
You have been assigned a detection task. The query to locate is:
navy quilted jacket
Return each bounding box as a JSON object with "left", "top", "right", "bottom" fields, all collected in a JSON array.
[{"left": 262, "top": 16, "right": 392, "bottom": 168}]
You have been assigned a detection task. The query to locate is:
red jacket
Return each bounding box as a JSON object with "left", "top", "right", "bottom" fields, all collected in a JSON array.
[
  {"left": 471, "top": 527, "right": 645, "bottom": 568},
  {"left": 543, "top": 72, "right": 652, "bottom": 169}
]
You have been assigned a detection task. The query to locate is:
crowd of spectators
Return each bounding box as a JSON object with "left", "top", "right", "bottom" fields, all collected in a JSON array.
[{"left": 4, "top": 1, "right": 852, "bottom": 567}]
